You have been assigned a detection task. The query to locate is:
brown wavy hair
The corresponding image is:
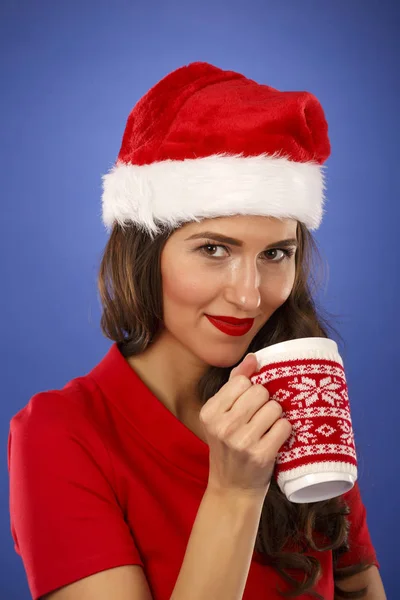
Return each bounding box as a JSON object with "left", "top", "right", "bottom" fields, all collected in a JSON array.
[{"left": 97, "top": 219, "right": 375, "bottom": 599}]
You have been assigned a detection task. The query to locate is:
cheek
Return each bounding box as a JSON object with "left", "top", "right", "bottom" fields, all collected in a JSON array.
[
  {"left": 162, "top": 265, "right": 215, "bottom": 307},
  {"left": 261, "top": 267, "right": 296, "bottom": 306},
  {"left": 279, "top": 276, "right": 296, "bottom": 301}
]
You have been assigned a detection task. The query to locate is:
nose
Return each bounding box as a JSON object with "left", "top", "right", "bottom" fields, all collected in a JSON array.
[{"left": 222, "top": 258, "right": 261, "bottom": 311}]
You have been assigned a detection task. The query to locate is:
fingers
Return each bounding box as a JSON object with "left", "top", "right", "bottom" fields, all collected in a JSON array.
[
  {"left": 254, "top": 417, "right": 293, "bottom": 460},
  {"left": 201, "top": 375, "right": 252, "bottom": 418},
  {"left": 200, "top": 354, "right": 259, "bottom": 420},
  {"left": 228, "top": 353, "right": 258, "bottom": 382}
]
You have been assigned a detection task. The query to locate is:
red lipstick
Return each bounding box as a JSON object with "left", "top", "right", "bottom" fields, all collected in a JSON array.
[{"left": 205, "top": 315, "right": 254, "bottom": 337}]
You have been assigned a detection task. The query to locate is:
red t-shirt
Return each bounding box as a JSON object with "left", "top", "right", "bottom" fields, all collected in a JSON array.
[{"left": 8, "top": 343, "right": 380, "bottom": 600}]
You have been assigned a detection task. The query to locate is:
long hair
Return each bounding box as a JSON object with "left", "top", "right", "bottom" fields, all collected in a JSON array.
[{"left": 97, "top": 220, "right": 374, "bottom": 599}]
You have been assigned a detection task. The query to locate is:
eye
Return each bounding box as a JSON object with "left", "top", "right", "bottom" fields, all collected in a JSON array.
[
  {"left": 198, "top": 243, "right": 295, "bottom": 262},
  {"left": 264, "top": 248, "right": 294, "bottom": 262},
  {"left": 199, "top": 244, "right": 229, "bottom": 258}
]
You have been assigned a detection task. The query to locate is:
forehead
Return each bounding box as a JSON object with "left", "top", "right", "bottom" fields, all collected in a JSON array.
[{"left": 176, "top": 215, "right": 298, "bottom": 239}]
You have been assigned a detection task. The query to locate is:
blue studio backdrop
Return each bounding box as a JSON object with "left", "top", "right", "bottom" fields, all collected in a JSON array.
[{"left": 0, "top": 1, "right": 398, "bottom": 598}]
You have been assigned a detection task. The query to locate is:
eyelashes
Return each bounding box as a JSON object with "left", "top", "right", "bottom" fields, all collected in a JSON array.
[{"left": 197, "top": 242, "right": 296, "bottom": 264}]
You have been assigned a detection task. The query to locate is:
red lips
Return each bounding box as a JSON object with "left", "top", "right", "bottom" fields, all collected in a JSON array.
[
  {"left": 209, "top": 315, "right": 254, "bottom": 325},
  {"left": 205, "top": 315, "right": 254, "bottom": 337}
]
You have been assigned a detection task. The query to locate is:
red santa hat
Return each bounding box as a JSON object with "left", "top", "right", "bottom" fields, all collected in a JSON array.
[{"left": 101, "top": 61, "right": 331, "bottom": 239}]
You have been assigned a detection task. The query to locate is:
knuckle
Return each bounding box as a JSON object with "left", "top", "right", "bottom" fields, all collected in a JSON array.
[
  {"left": 215, "top": 417, "right": 233, "bottom": 440},
  {"left": 252, "top": 384, "right": 269, "bottom": 398},
  {"left": 199, "top": 406, "right": 212, "bottom": 423},
  {"left": 231, "top": 429, "right": 254, "bottom": 452},
  {"left": 283, "top": 417, "right": 293, "bottom": 430},
  {"left": 216, "top": 412, "right": 244, "bottom": 440},
  {"left": 249, "top": 446, "right": 269, "bottom": 466},
  {"left": 199, "top": 407, "right": 207, "bottom": 422},
  {"left": 270, "top": 399, "right": 283, "bottom": 414},
  {"left": 253, "top": 383, "right": 268, "bottom": 396},
  {"left": 278, "top": 417, "right": 292, "bottom": 435},
  {"left": 235, "top": 374, "right": 251, "bottom": 389}
]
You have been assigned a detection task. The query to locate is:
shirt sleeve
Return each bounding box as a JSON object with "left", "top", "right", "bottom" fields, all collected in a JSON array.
[
  {"left": 8, "top": 389, "right": 144, "bottom": 600},
  {"left": 334, "top": 481, "right": 380, "bottom": 570}
]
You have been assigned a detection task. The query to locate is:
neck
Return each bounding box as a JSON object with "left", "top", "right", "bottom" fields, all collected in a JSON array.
[{"left": 126, "top": 329, "right": 209, "bottom": 420}]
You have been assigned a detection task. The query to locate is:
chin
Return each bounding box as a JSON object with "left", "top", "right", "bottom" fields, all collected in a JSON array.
[{"left": 203, "top": 352, "right": 247, "bottom": 370}]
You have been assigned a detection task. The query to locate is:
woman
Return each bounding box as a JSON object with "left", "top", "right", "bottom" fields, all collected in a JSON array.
[{"left": 8, "top": 62, "right": 386, "bottom": 600}]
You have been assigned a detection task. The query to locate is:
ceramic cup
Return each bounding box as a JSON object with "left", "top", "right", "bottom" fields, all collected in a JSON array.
[{"left": 249, "top": 337, "right": 357, "bottom": 503}]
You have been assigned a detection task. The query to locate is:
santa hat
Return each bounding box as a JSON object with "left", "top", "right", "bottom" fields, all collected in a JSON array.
[{"left": 101, "top": 62, "right": 331, "bottom": 239}]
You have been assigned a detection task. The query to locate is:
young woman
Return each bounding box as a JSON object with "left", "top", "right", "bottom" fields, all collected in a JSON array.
[{"left": 8, "top": 62, "right": 386, "bottom": 600}]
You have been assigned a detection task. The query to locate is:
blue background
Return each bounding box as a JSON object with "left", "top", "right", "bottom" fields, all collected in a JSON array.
[{"left": 1, "top": 0, "right": 398, "bottom": 597}]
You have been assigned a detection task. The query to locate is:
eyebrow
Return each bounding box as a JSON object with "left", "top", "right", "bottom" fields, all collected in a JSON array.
[{"left": 184, "top": 231, "right": 299, "bottom": 249}]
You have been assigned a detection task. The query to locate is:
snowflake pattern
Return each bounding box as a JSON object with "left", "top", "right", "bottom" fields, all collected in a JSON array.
[
  {"left": 284, "top": 375, "right": 345, "bottom": 409},
  {"left": 286, "top": 419, "right": 318, "bottom": 449},
  {"left": 272, "top": 388, "right": 292, "bottom": 403},
  {"left": 315, "top": 424, "right": 337, "bottom": 438},
  {"left": 277, "top": 443, "right": 357, "bottom": 464},
  {"left": 337, "top": 419, "right": 355, "bottom": 446},
  {"left": 251, "top": 361, "right": 357, "bottom": 473}
]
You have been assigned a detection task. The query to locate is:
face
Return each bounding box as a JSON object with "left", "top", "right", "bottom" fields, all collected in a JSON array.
[{"left": 159, "top": 215, "right": 298, "bottom": 369}]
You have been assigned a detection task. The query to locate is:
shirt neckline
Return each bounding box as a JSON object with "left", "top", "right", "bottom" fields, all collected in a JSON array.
[
  {"left": 89, "top": 342, "right": 211, "bottom": 484},
  {"left": 88, "top": 342, "right": 271, "bottom": 563}
]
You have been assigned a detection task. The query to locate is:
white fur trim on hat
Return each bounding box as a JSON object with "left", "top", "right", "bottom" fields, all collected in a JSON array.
[{"left": 101, "top": 153, "right": 327, "bottom": 239}]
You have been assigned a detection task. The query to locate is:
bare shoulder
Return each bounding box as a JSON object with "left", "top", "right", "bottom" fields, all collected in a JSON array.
[{"left": 41, "top": 565, "right": 153, "bottom": 600}]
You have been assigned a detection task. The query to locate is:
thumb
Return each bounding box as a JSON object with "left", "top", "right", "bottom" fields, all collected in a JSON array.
[{"left": 229, "top": 353, "right": 258, "bottom": 381}]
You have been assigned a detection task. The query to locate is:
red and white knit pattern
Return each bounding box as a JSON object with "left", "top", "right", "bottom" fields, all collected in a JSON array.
[{"left": 250, "top": 357, "right": 358, "bottom": 493}]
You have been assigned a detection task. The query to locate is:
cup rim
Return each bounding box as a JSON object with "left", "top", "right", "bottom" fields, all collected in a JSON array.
[
  {"left": 284, "top": 472, "right": 356, "bottom": 503},
  {"left": 254, "top": 337, "right": 339, "bottom": 364}
]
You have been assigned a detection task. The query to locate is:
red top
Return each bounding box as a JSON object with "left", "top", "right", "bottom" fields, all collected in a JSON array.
[{"left": 8, "top": 343, "right": 380, "bottom": 600}]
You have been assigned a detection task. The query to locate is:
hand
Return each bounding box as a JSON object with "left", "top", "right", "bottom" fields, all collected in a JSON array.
[{"left": 199, "top": 353, "right": 292, "bottom": 498}]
